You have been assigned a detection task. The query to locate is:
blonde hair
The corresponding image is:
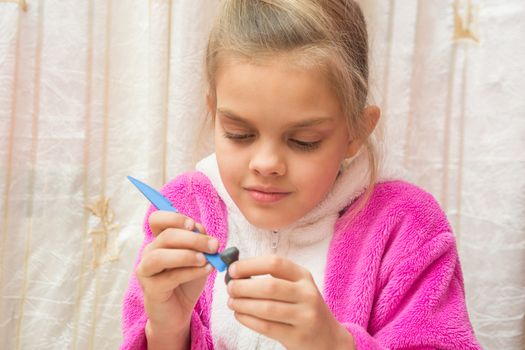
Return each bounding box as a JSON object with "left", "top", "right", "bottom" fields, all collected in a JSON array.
[{"left": 205, "top": 0, "right": 378, "bottom": 217}]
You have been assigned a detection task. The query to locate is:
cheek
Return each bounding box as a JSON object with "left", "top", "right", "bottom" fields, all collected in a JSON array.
[
  {"left": 215, "top": 141, "right": 245, "bottom": 187},
  {"left": 293, "top": 136, "right": 348, "bottom": 197},
  {"left": 293, "top": 158, "right": 340, "bottom": 199}
]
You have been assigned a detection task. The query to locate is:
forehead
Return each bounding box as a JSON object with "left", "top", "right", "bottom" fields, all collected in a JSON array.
[{"left": 214, "top": 55, "right": 343, "bottom": 124}]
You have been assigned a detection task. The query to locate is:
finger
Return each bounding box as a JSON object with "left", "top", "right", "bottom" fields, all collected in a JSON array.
[
  {"left": 229, "top": 255, "right": 307, "bottom": 282},
  {"left": 195, "top": 222, "right": 206, "bottom": 234},
  {"left": 137, "top": 248, "right": 207, "bottom": 277},
  {"left": 229, "top": 298, "right": 298, "bottom": 325},
  {"left": 141, "top": 264, "right": 213, "bottom": 296},
  {"left": 150, "top": 228, "right": 219, "bottom": 254},
  {"left": 227, "top": 277, "right": 298, "bottom": 303},
  {"left": 233, "top": 312, "right": 292, "bottom": 342},
  {"left": 148, "top": 210, "right": 204, "bottom": 237}
]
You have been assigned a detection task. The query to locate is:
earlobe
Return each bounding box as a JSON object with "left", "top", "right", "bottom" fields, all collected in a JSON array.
[{"left": 345, "top": 139, "right": 362, "bottom": 159}]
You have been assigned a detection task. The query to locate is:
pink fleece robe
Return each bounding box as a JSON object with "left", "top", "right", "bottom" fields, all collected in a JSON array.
[{"left": 121, "top": 172, "right": 481, "bottom": 349}]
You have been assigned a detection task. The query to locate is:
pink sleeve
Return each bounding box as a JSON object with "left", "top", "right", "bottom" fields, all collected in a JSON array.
[
  {"left": 120, "top": 173, "right": 216, "bottom": 350},
  {"left": 351, "top": 233, "right": 480, "bottom": 349},
  {"left": 189, "top": 309, "right": 214, "bottom": 349},
  {"left": 328, "top": 182, "right": 482, "bottom": 349}
]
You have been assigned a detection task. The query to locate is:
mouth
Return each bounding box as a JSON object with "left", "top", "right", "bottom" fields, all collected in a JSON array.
[{"left": 244, "top": 186, "right": 291, "bottom": 204}]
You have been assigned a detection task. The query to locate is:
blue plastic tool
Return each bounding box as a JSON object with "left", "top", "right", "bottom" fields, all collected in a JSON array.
[{"left": 127, "top": 176, "right": 227, "bottom": 272}]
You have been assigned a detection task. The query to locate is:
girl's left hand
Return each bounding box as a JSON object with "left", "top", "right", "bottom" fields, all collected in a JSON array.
[{"left": 226, "top": 255, "right": 355, "bottom": 350}]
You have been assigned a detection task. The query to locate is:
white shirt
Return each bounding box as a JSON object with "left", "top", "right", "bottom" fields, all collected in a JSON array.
[{"left": 196, "top": 150, "right": 376, "bottom": 350}]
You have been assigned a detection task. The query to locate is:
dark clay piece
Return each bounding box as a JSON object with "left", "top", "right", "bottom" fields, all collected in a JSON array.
[{"left": 220, "top": 247, "right": 240, "bottom": 284}]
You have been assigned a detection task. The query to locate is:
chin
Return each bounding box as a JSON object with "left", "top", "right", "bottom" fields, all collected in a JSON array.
[{"left": 243, "top": 211, "right": 295, "bottom": 231}]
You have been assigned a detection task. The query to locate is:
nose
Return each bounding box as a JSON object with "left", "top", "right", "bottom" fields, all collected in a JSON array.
[{"left": 248, "top": 141, "right": 286, "bottom": 177}]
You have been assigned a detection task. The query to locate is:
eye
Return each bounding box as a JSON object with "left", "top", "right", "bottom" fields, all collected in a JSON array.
[
  {"left": 289, "top": 139, "right": 321, "bottom": 152},
  {"left": 223, "top": 132, "right": 255, "bottom": 143}
]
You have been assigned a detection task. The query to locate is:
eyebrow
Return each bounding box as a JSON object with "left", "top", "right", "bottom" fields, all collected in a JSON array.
[
  {"left": 217, "top": 108, "right": 334, "bottom": 128},
  {"left": 217, "top": 108, "right": 254, "bottom": 126}
]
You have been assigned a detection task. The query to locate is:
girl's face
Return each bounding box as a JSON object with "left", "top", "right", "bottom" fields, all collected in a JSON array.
[{"left": 212, "top": 57, "right": 358, "bottom": 230}]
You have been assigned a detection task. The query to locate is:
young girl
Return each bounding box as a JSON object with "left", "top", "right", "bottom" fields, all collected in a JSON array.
[{"left": 121, "top": 1, "right": 481, "bottom": 349}]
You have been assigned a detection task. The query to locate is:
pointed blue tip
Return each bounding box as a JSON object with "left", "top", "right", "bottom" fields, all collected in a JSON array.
[{"left": 128, "top": 175, "right": 227, "bottom": 272}]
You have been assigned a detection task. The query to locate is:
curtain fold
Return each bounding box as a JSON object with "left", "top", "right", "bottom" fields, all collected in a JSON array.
[{"left": 0, "top": 1, "right": 523, "bottom": 349}]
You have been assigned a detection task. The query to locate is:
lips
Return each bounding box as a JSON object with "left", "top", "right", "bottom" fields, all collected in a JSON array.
[{"left": 244, "top": 186, "right": 291, "bottom": 204}]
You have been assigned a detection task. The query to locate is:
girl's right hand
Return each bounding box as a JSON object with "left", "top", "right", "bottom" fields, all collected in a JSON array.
[{"left": 136, "top": 210, "right": 219, "bottom": 337}]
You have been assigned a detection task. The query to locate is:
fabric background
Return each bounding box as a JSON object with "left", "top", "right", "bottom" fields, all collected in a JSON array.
[{"left": 0, "top": 1, "right": 523, "bottom": 349}]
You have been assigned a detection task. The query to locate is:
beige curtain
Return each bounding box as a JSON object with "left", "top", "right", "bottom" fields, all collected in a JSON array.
[{"left": 0, "top": 1, "right": 523, "bottom": 349}]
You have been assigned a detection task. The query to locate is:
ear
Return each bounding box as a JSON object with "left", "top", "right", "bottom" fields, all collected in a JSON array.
[
  {"left": 206, "top": 93, "right": 217, "bottom": 118},
  {"left": 344, "top": 105, "right": 381, "bottom": 158},
  {"left": 363, "top": 105, "right": 380, "bottom": 135}
]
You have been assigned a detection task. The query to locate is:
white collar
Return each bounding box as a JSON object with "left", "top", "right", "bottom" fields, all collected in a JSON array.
[{"left": 195, "top": 148, "right": 401, "bottom": 245}]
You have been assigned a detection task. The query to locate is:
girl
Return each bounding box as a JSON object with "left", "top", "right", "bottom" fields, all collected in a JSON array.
[{"left": 121, "top": 1, "right": 481, "bottom": 349}]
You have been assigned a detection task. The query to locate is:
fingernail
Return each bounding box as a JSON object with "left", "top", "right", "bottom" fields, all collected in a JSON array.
[
  {"left": 208, "top": 238, "right": 218, "bottom": 252},
  {"left": 184, "top": 218, "right": 194, "bottom": 230},
  {"left": 227, "top": 298, "right": 233, "bottom": 308},
  {"left": 204, "top": 264, "right": 213, "bottom": 272},
  {"left": 229, "top": 263, "right": 236, "bottom": 277},
  {"left": 196, "top": 253, "right": 206, "bottom": 265}
]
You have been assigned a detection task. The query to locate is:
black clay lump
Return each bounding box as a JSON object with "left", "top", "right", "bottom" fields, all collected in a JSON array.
[{"left": 220, "top": 247, "right": 240, "bottom": 284}]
